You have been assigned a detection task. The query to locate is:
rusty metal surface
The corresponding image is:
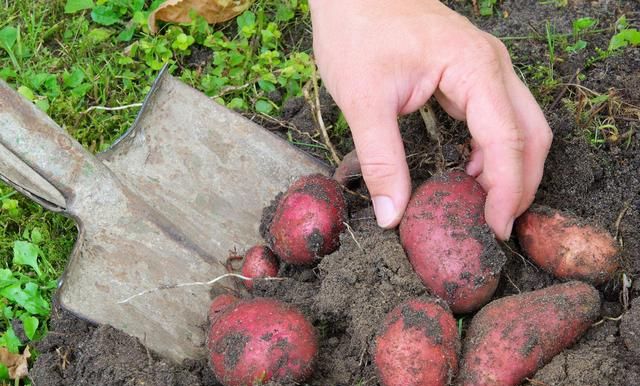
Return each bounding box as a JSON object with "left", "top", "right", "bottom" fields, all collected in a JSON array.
[{"left": 0, "top": 69, "right": 330, "bottom": 362}]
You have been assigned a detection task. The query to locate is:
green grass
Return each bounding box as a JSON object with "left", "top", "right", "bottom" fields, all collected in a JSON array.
[{"left": 0, "top": 0, "right": 313, "bottom": 382}]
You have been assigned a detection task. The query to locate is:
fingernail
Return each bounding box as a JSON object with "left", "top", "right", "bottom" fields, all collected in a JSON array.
[
  {"left": 503, "top": 217, "right": 515, "bottom": 240},
  {"left": 372, "top": 195, "right": 397, "bottom": 228}
]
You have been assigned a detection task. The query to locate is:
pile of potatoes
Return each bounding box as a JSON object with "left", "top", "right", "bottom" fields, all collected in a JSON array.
[{"left": 206, "top": 170, "right": 620, "bottom": 386}]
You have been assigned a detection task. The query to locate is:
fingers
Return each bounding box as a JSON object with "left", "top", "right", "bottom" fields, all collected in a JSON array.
[
  {"left": 502, "top": 71, "right": 553, "bottom": 215},
  {"left": 444, "top": 37, "right": 552, "bottom": 240},
  {"left": 341, "top": 96, "right": 411, "bottom": 229},
  {"left": 465, "top": 72, "right": 525, "bottom": 240}
]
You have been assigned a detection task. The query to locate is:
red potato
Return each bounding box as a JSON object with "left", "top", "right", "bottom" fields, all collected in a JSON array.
[
  {"left": 399, "top": 171, "right": 506, "bottom": 314},
  {"left": 208, "top": 294, "right": 239, "bottom": 325},
  {"left": 241, "top": 245, "right": 279, "bottom": 290},
  {"left": 515, "top": 205, "right": 620, "bottom": 284},
  {"left": 207, "top": 297, "right": 318, "bottom": 386},
  {"left": 269, "top": 174, "right": 346, "bottom": 265},
  {"left": 458, "top": 281, "right": 601, "bottom": 386},
  {"left": 374, "top": 298, "right": 460, "bottom": 386}
]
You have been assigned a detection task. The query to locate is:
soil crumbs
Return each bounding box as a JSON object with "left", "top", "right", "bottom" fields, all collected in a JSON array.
[{"left": 31, "top": 1, "right": 640, "bottom": 385}]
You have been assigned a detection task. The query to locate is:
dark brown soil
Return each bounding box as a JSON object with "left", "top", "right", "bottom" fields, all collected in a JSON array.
[
  {"left": 29, "top": 303, "right": 217, "bottom": 386},
  {"left": 31, "top": 1, "right": 640, "bottom": 385}
]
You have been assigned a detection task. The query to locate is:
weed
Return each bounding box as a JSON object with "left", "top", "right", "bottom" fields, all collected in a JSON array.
[
  {"left": 538, "top": 0, "right": 568, "bottom": 7},
  {"left": 565, "top": 17, "right": 597, "bottom": 54},
  {"left": 586, "top": 15, "right": 640, "bottom": 67},
  {"left": 608, "top": 15, "right": 640, "bottom": 51},
  {"left": 478, "top": 0, "right": 499, "bottom": 16},
  {"left": 0, "top": 182, "right": 75, "bottom": 381},
  {"left": 544, "top": 21, "right": 557, "bottom": 81},
  {"left": 562, "top": 85, "right": 638, "bottom": 149},
  {"left": 458, "top": 316, "right": 465, "bottom": 337}
]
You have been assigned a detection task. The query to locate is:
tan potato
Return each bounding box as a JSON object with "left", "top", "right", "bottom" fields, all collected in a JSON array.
[{"left": 515, "top": 205, "right": 619, "bottom": 284}]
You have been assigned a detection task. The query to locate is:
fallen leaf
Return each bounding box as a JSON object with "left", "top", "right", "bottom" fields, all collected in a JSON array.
[
  {"left": 0, "top": 346, "right": 31, "bottom": 379},
  {"left": 149, "top": 0, "right": 253, "bottom": 34}
]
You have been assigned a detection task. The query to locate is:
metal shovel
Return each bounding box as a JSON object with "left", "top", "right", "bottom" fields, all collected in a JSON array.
[{"left": 0, "top": 67, "right": 329, "bottom": 362}]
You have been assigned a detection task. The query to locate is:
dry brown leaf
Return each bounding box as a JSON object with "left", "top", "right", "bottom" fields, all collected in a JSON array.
[
  {"left": 0, "top": 346, "right": 31, "bottom": 380},
  {"left": 149, "top": 0, "right": 253, "bottom": 34}
]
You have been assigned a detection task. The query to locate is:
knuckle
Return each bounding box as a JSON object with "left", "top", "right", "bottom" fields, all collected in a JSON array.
[
  {"left": 541, "top": 126, "right": 554, "bottom": 149},
  {"left": 470, "top": 38, "right": 498, "bottom": 64},
  {"left": 488, "top": 35, "right": 511, "bottom": 63},
  {"left": 359, "top": 159, "right": 400, "bottom": 185},
  {"left": 508, "top": 132, "right": 527, "bottom": 153},
  {"left": 530, "top": 124, "right": 553, "bottom": 154},
  {"left": 466, "top": 34, "right": 511, "bottom": 72},
  {"left": 494, "top": 130, "right": 526, "bottom": 158}
]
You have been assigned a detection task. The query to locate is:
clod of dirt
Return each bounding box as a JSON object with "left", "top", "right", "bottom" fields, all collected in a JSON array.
[{"left": 621, "top": 298, "right": 640, "bottom": 354}]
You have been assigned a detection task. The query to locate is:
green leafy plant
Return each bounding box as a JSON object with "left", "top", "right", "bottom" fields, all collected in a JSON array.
[
  {"left": 1, "top": 221, "right": 57, "bottom": 355},
  {"left": 478, "top": 0, "right": 499, "bottom": 16},
  {"left": 565, "top": 17, "right": 597, "bottom": 53},
  {"left": 609, "top": 16, "right": 640, "bottom": 51},
  {"left": 584, "top": 15, "right": 639, "bottom": 67},
  {"left": 0, "top": 25, "right": 30, "bottom": 71}
]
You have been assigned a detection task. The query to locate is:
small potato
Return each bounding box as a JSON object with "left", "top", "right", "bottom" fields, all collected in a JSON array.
[
  {"left": 207, "top": 297, "right": 317, "bottom": 386},
  {"left": 269, "top": 174, "right": 346, "bottom": 265},
  {"left": 399, "top": 171, "right": 506, "bottom": 313},
  {"left": 374, "top": 298, "right": 460, "bottom": 386},
  {"left": 241, "top": 245, "right": 279, "bottom": 290},
  {"left": 458, "top": 281, "right": 600, "bottom": 386},
  {"left": 515, "top": 205, "right": 619, "bottom": 284}
]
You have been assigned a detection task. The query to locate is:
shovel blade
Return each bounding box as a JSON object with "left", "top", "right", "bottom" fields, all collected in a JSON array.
[{"left": 57, "top": 69, "right": 330, "bottom": 362}]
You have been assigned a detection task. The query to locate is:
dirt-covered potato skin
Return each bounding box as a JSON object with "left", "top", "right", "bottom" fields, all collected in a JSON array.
[
  {"left": 374, "top": 298, "right": 460, "bottom": 386},
  {"left": 207, "top": 294, "right": 239, "bottom": 325},
  {"left": 399, "top": 171, "right": 506, "bottom": 314},
  {"left": 241, "top": 245, "right": 279, "bottom": 290},
  {"left": 269, "top": 174, "right": 346, "bottom": 265},
  {"left": 515, "top": 205, "right": 620, "bottom": 284},
  {"left": 458, "top": 281, "right": 601, "bottom": 386},
  {"left": 207, "top": 297, "right": 318, "bottom": 386}
]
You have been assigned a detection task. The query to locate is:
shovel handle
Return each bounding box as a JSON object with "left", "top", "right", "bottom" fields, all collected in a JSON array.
[{"left": 0, "top": 80, "right": 104, "bottom": 205}]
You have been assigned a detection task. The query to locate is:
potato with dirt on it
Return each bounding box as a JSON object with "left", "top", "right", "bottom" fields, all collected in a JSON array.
[
  {"left": 515, "top": 205, "right": 620, "bottom": 284},
  {"left": 374, "top": 297, "right": 460, "bottom": 386},
  {"left": 268, "top": 174, "right": 346, "bottom": 265},
  {"left": 207, "top": 294, "right": 239, "bottom": 325},
  {"left": 207, "top": 297, "right": 318, "bottom": 386},
  {"left": 458, "top": 281, "right": 601, "bottom": 386},
  {"left": 399, "top": 170, "right": 506, "bottom": 314},
  {"left": 240, "top": 245, "right": 279, "bottom": 290}
]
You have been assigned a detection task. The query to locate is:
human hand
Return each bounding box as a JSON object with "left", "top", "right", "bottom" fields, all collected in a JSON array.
[{"left": 309, "top": 0, "right": 552, "bottom": 240}]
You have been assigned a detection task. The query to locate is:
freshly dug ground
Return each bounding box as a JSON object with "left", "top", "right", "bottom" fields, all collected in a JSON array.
[{"left": 31, "top": 1, "right": 640, "bottom": 385}]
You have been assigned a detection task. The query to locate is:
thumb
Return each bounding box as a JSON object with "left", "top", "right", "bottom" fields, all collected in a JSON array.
[{"left": 342, "top": 100, "right": 411, "bottom": 229}]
